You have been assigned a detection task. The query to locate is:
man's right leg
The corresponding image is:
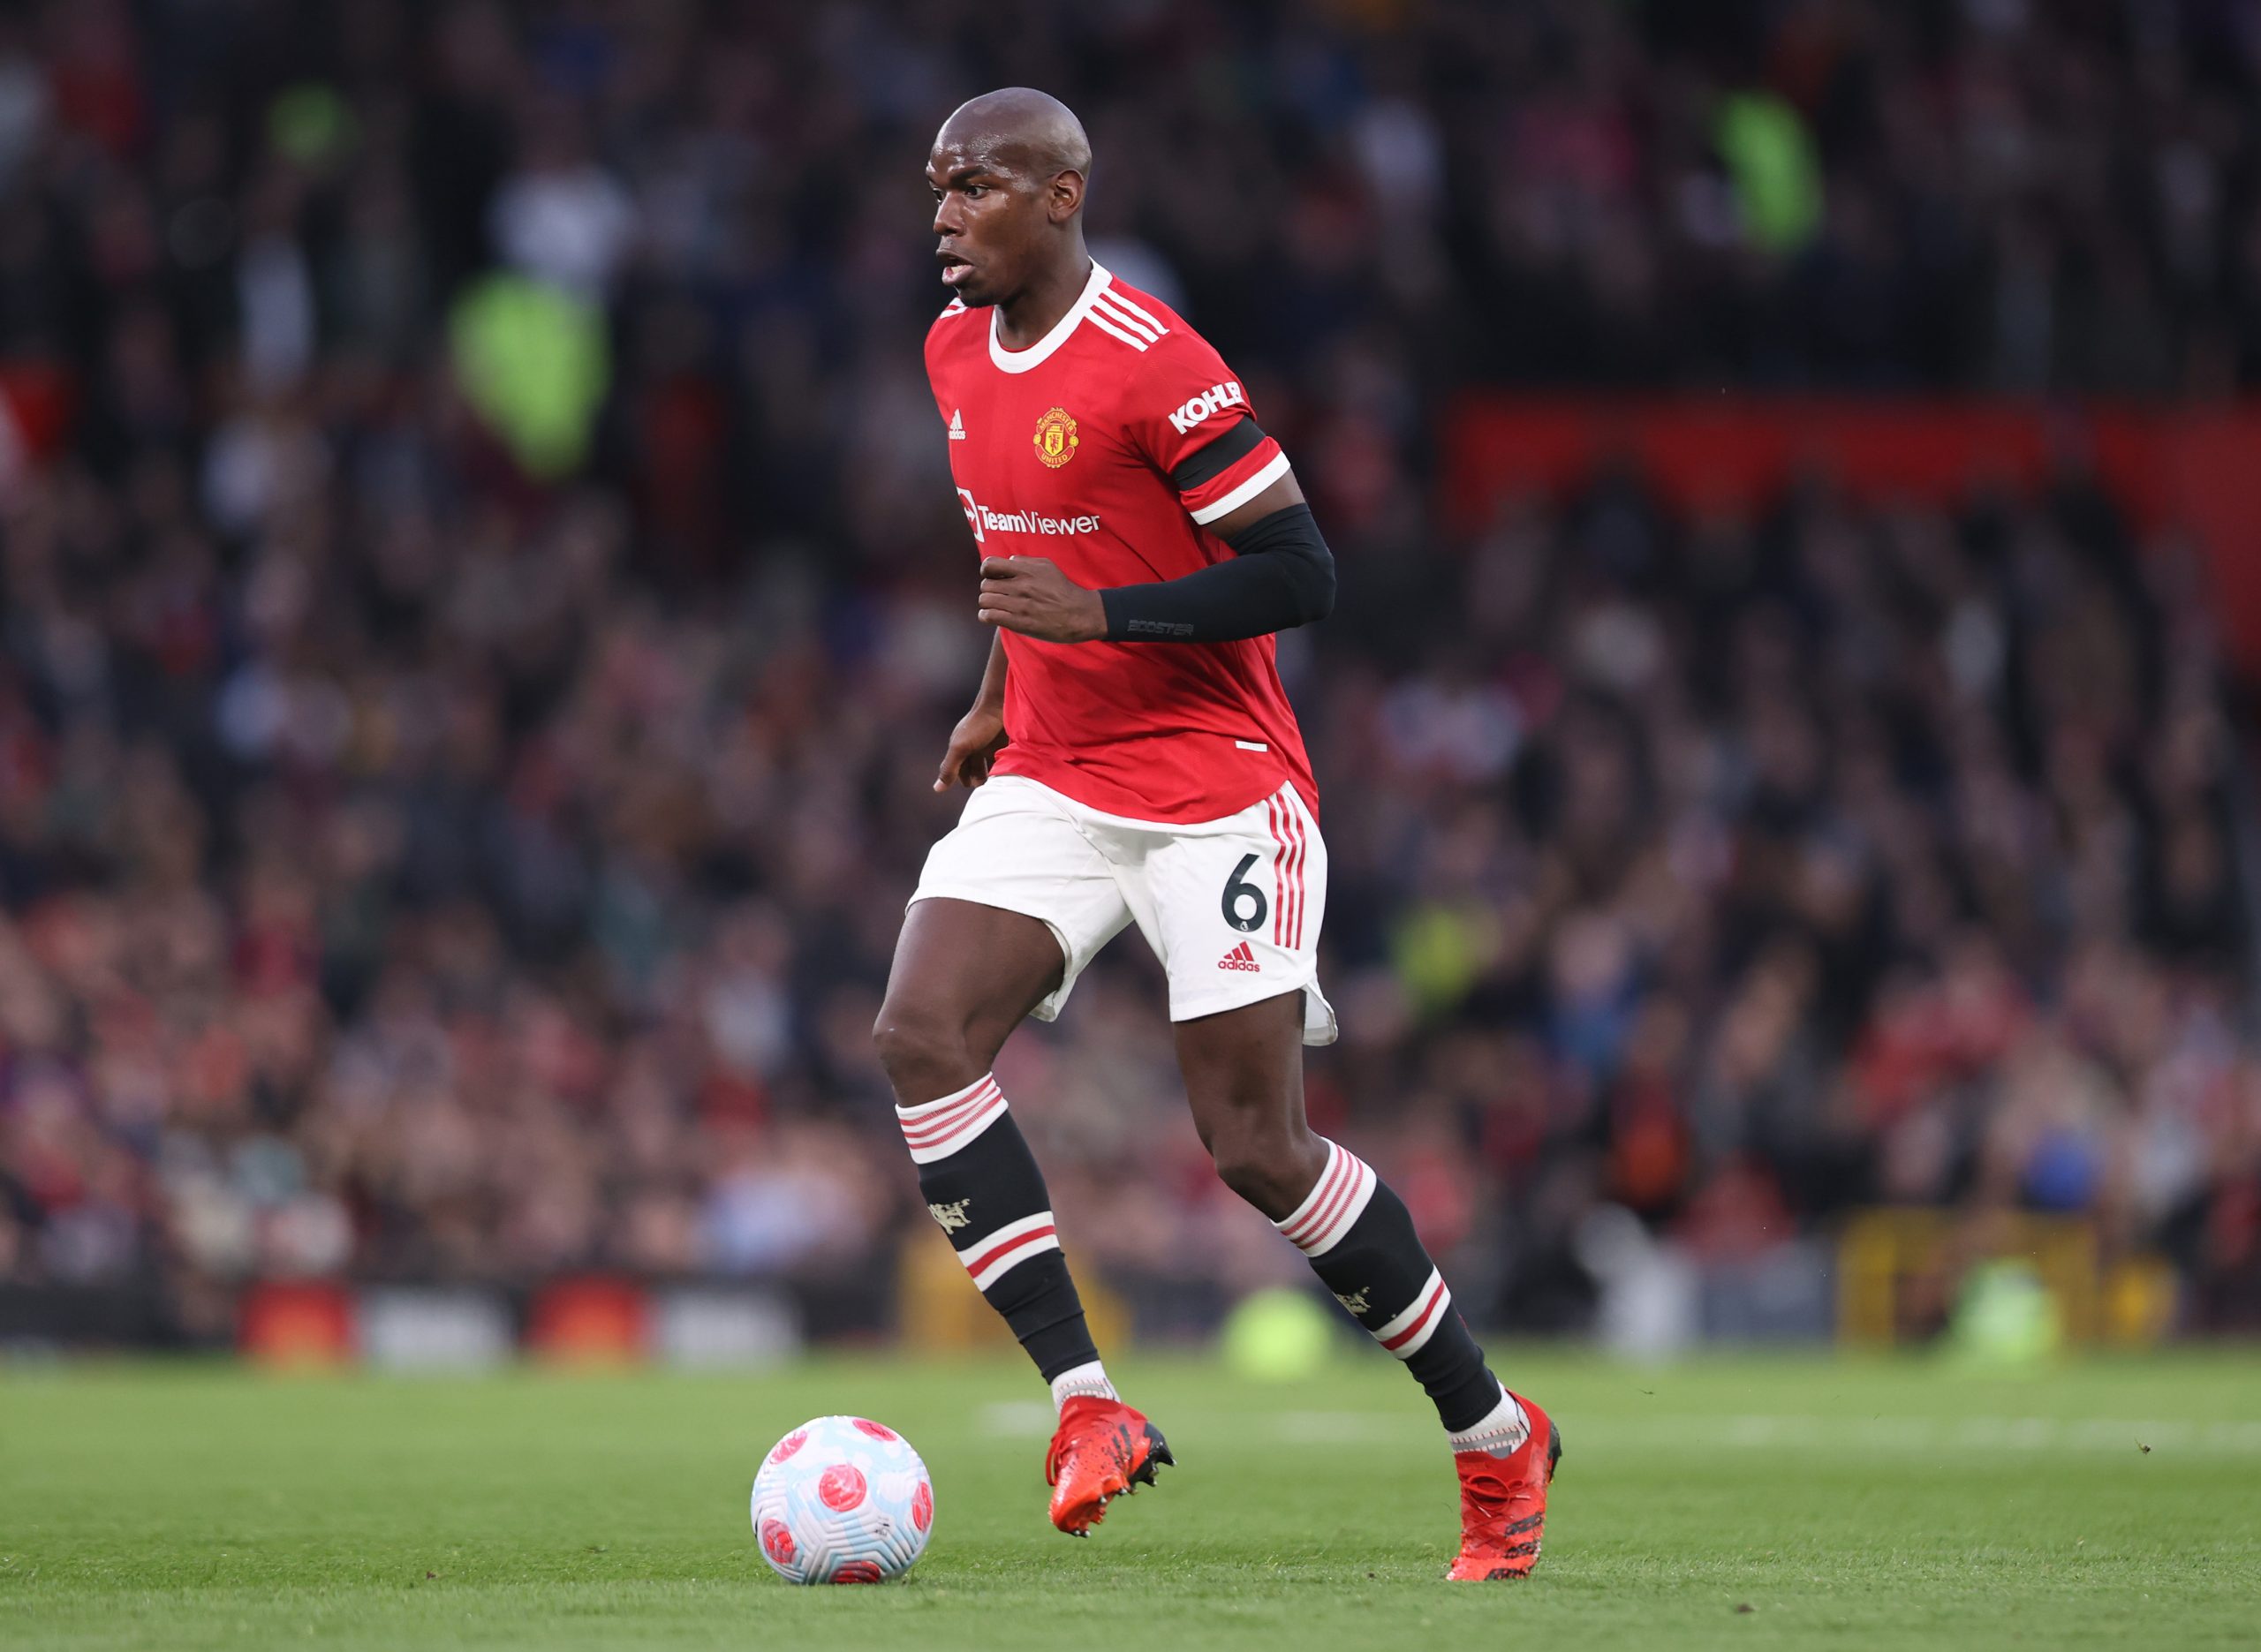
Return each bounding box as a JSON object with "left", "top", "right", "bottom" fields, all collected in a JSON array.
[
  {"left": 874, "top": 894, "right": 1171, "bottom": 1534},
  {"left": 873, "top": 896, "right": 1110, "bottom": 1400}
]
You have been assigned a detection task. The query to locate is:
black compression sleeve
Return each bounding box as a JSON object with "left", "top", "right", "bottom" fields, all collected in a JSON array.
[{"left": 1099, "top": 504, "right": 1336, "bottom": 643}]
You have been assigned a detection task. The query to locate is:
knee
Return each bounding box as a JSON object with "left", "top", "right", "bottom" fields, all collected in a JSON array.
[
  {"left": 871, "top": 998, "right": 974, "bottom": 1099},
  {"left": 1206, "top": 1114, "right": 1324, "bottom": 1220}
]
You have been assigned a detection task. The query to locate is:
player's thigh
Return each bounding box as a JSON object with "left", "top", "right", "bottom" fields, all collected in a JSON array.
[
  {"left": 881, "top": 896, "right": 1067, "bottom": 1058},
  {"left": 889, "top": 778, "right": 1133, "bottom": 1051},
  {"left": 1172, "top": 992, "right": 1329, "bottom": 1218},
  {"left": 1173, "top": 988, "right": 1309, "bottom": 1141},
  {"left": 1129, "top": 785, "right": 1335, "bottom": 1044}
]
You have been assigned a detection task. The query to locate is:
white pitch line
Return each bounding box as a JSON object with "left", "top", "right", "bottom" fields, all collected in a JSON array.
[
  {"left": 981, "top": 1402, "right": 2261, "bottom": 1454},
  {"left": 1595, "top": 1415, "right": 2261, "bottom": 1454},
  {"left": 979, "top": 1400, "right": 1056, "bottom": 1437}
]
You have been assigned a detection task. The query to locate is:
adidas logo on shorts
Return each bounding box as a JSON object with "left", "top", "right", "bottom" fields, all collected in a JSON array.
[{"left": 1217, "top": 941, "right": 1260, "bottom": 973}]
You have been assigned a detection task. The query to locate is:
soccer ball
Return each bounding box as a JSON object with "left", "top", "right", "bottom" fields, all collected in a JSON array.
[{"left": 750, "top": 1415, "right": 934, "bottom": 1584}]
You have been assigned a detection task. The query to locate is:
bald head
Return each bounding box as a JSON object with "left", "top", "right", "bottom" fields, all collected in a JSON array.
[
  {"left": 926, "top": 88, "right": 1093, "bottom": 315},
  {"left": 937, "top": 87, "right": 1092, "bottom": 187}
]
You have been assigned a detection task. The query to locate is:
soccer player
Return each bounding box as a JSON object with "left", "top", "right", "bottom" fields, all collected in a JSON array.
[{"left": 875, "top": 87, "right": 1560, "bottom": 1580}]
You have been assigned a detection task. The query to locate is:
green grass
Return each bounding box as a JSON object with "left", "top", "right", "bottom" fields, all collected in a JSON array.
[{"left": 4, "top": 1350, "right": 2257, "bottom": 1649}]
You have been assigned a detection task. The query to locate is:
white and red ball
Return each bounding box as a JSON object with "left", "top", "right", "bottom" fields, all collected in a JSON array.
[{"left": 750, "top": 1415, "right": 934, "bottom": 1584}]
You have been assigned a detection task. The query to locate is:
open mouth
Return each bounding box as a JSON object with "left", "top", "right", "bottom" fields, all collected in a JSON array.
[{"left": 937, "top": 251, "right": 972, "bottom": 288}]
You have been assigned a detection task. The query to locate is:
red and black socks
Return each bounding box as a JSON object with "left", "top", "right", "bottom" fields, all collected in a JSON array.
[
  {"left": 1274, "top": 1138, "right": 1524, "bottom": 1444},
  {"left": 898, "top": 1074, "right": 1111, "bottom": 1403}
]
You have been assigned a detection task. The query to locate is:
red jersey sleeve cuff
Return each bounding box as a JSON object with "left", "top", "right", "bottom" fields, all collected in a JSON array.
[{"left": 1182, "top": 441, "right": 1290, "bottom": 524}]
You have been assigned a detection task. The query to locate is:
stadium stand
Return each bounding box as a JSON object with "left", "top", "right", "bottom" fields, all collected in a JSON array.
[{"left": 2, "top": 0, "right": 2259, "bottom": 1349}]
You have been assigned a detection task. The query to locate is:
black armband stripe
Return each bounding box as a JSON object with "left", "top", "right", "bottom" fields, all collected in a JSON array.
[{"left": 1168, "top": 419, "right": 1267, "bottom": 491}]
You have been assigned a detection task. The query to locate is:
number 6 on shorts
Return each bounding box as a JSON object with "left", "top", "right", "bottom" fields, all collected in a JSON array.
[{"left": 1221, "top": 851, "right": 1269, "bottom": 934}]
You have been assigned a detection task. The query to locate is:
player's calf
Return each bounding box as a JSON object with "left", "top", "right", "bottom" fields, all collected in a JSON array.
[
  {"left": 1266, "top": 1137, "right": 1558, "bottom": 1573},
  {"left": 1204, "top": 1112, "right": 1329, "bottom": 1217},
  {"left": 895, "top": 1073, "right": 1113, "bottom": 1405},
  {"left": 1272, "top": 1138, "right": 1516, "bottom": 1443},
  {"left": 896, "top": 1072, "right": 1174, "bottom": 1536}
]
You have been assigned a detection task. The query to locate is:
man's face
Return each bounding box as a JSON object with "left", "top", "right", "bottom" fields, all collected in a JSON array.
[{"left": 926, "top": 132, "right": 1060, "bottom": 307}]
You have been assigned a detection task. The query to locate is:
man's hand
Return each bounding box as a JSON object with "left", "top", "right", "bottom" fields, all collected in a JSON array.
[
  {"left": 977, "top": 556, "right": 1108, "bottom": 644},
  {"left": 934, "top": 702, "right": 1008, "bottom": 792}
]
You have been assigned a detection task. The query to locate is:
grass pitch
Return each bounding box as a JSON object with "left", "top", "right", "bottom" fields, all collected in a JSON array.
[{"left": 4, "top": 1349, "right": 2257, "bottom": 1649}]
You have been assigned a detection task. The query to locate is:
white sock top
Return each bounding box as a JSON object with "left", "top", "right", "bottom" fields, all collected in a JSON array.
[
  {"left": 1447, "top": 1384, "right": 1531, "bottom": 1457},
  {"left": 1048, "top": 1359, "right": 1117, "bottom": 1414}
]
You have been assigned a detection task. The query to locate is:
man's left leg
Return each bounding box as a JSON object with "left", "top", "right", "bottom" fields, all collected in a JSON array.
[{"left": 1175, "top": 991, "right": 1562, "bottom": 1579}]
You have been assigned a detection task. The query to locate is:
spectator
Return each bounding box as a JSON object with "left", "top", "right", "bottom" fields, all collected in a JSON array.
[{"left": 0, "top": 1, "right": 2257, "bottom": 1344}]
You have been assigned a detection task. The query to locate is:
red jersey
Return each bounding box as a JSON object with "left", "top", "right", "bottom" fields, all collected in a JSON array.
[{"left": 925, "top": 260, "right": 1318, "bottom": 825}]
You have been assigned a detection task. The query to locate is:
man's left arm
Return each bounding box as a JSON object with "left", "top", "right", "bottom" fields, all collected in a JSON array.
[{"left": 974, "top": 471, "right": 1335, "bottom": 645}]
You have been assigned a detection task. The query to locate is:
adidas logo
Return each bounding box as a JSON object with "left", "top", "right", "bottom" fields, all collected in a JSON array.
[
  {"left": 1217, "top": 941, "right": 1259, "bottom": 972},
  {"left": 948, "top": 408, "right": 966, "bottom": 440}
]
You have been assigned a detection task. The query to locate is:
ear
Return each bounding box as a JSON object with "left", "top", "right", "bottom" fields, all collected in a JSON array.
[{"left": 1046, "top": 169, "right": 1085, "bottom": 224}]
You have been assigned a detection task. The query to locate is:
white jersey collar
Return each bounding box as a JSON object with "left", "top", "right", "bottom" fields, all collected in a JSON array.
[{"left": 988, "top": 260, "right": 1112, "bottom": 374}]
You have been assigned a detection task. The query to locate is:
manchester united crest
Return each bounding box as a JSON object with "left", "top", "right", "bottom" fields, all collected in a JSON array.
[{"left": 1032, "top": 406, "right": 1079, "bottom": 468}]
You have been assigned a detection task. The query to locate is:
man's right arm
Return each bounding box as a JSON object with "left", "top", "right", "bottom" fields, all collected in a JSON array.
[{"left": 934, "top": 632, "right": 1010, "bottom": 791}]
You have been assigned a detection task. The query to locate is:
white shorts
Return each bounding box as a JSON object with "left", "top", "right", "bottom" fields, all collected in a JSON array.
[{"left": 910, "top": 775, "right": 1337, "bottom": 1045}]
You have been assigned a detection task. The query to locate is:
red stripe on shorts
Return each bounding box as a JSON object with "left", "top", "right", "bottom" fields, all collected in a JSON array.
[
  {"left": 1265, "top": 795, "right": 1287, "bottom": 946},
  {"left": 1280, "top": 793, "right": 1306, "bottom": 949}
]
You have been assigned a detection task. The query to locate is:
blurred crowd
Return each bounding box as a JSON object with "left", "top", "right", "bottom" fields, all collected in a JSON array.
[{"left": 3, "top": 0, "right": 2261, "bottom": 1340}]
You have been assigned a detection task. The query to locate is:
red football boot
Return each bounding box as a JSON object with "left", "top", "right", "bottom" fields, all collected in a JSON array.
[
  {"left": 1446, "top": 1392, "right": 1561, "bottom": 1580},
  {"left": 1044, "top": 1395, "right": 1173, "bottom": 1536}
]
